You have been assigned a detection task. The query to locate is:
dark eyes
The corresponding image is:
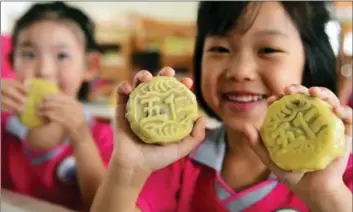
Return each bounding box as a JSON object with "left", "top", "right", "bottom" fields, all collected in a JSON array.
[
  {"left": 21, "top": 51, "right": 35, "bottom": 60},
  {"left": 258, "top": 47, "right": 282, "bottom": 54},
  {"left": 208, "top": 46, "right": 230, "bottom": 53},
  {"left": 19, "top": 51, "right": 70, "bottom": 61},
  {"left": 208, "top": 46, "right": 282, "bottom": 55},
  {"left": 57, "top": 52, "right": 69, "bottom": 61}
]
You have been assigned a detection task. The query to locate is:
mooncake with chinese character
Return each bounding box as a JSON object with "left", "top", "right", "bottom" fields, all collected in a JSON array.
[
  {"left": 126, "top": 76, "right": 199, "bottom": 144},
  {"left": 260, "top": 93, "right": 345, "bottom": 172},
  {"left": 20, "top": 79, "right": 60, "bottom": 128}
]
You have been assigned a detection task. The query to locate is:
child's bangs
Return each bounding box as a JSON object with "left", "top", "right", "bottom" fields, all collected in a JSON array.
[{"left": 197, "top": 2, "right": 262, "bottom": 37}]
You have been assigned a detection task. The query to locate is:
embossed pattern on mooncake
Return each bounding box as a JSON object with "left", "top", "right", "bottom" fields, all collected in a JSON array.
[
  {"left": 126, "top": 76, "right": 198, "bottom": 144},
  {"left": 260, "top": 93, "right": 345, "bottom": 172},
  {"left": 20, "top": 79, "right": 60, "bottom": 128}
]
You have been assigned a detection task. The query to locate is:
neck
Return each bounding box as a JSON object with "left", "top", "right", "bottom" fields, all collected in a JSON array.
[
  {"left": 221, "top": 126, "right": 271, "bottom": 190},
  {"left": 225, "top": 127, "right": 263, "bottom": 164}
]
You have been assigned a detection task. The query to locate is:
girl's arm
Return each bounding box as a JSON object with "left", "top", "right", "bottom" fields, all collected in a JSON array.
[
  {"left": 303, "top": 185, "right": 352, "bottom": 212},
  {"left": 91, "top": 164, "right": 148, "bottom": 212},
  {"left": 302, "top": 155, "right": 353, "bottom": 212},
  {"left": 70, "top": 128, "right": 106, "bottom": 210},
  {"left": 91, "top": 152, "right": 185, "bottom": 212}
]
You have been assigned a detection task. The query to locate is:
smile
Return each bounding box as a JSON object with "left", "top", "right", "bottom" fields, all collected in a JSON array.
[{"left": 225, "top": 94, "right": 265, "bottom": 103}]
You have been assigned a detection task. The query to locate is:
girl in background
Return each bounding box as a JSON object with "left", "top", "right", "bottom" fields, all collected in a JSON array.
[
  {"left": 92, "top": 2, "right": 352, "bottom": 212},
  {"left": 1, "top": 2, "right": 113, "bottom": 210}
]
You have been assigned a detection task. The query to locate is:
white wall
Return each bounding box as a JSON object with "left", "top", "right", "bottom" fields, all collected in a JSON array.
[
  {"left": 1, "top": 1, "right": 198, "bottom": 34},
  {"left": 67, "top": 2, "right": 198, "bottom": 23},
  {"left": 1, "top": 2, "right": 351, "bottom": 55},
  {"left": 1, "top": 2, "right": 34, "bottom": 34}
]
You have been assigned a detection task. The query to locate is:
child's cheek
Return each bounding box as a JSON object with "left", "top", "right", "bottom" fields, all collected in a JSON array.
[
  {"left": 58, "top": 72, "right": 82, "bottom": 96},
  {"left": 265, "top": 72, "right": 301, "bottom": 95}
]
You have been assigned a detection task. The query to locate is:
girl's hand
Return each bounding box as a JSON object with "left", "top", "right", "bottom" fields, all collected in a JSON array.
[
  {"left": 1, "top": 79, "right": 27, "bottom": 114},
  {"left": 111, "top": 67, "right": 206, "bottom": 175},
  {"left": 38, "top": 94, "right": 89, "bottom": 143},
  {"left": 244, "top": 84, "right": 352, "bottom": 197}
]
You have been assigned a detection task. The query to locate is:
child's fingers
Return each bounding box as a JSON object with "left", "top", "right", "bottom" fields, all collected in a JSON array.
[
  {"left": 309, "top": 87, "right": 340, "bottom": 108},
  {"left": 157, "top": 67, "right": 175, "bottom": 77},
  {"left": 132, "top": 70, "right": 153, "bottom": 88},
  {"left": 2, "top": 87, "right": 27, "bottom": 105},
  {"left": 243, "top": 123, "right": 293, "bottom": 178},
  {"left": 267, "top": 95, "right": 280, "bottom": 105},
  {"left": 132, "top": 67, "right": 177, "bottom": 89},
  {"left": 115, "top": 82, "right": 132, "bottom": 130},
  {"left": 175, "top": 116, "right": 206, "bottom": 158},
  {"left": 116, "top": 81, "right": 132, "bottom": 107},
  {"left": 284, "top": 84, "right": 309, "bottom": 95},
  {"left": 334, "top": 106, "right": 353, "bottom": 137},
  {"left": 179, "top": 77, "right": 193, "bottom": 90},
  {"left": 270, "top": 84, "right": 309, "bottom": 105},
  {"left": 11, "top": 80, "right": 28, "bottom": 95},
  {"left": 2, "top": 98, "right": 24, "bottom": 114},
  {"left": 334, "top": 105, "right": 353, "bottom": 125},
  {"left": 132, "top": 70, "right": 145, "bottom": 88},
  {"left": 158, "top": 66, "right": 192, "bottom": 89},
  {"left": 190, "top": 116, "right": 207, "bottom": 140},
  {"left": 38, "top": 100, "right": 61, "bottom": 112},
  {"left": 40, "top": 109, "right": 63, "bottom": 123},
  {"left": 243, "top": 123, "right": 272, "bottom": 167},
  {"left": 43, "top": 94, "right": 72, "bottom": 103}
]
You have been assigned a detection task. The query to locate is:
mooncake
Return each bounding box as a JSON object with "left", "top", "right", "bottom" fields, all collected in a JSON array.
[
  {"left": 126, "top": 76, "right": 199, "bottom": 144},
  {"left": 260, "top": 93, "right": 345, "bottom": 172},
  {"left": 20, "top": 79, "right": 60, "bottom": 128}
]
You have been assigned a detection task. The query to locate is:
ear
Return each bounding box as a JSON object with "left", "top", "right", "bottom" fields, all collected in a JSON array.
[{"left": 84, "top": 51, "right": 101, "bottom": 81}]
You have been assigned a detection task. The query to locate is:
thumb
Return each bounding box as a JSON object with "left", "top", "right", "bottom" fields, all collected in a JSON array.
[
  {"left": 175, "top": 116, "right": 207, "bottom": 158},
  {"left": 243, "top": 123, "right": 290, "bottom": 177},
  {"left": 243, "top": 123, "right": 274, "bottom": 168},
  {"left": 115, "top": 81, "right": 132, "bottom": 132}
]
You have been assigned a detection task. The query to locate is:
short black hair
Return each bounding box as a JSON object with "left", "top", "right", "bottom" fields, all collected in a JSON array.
[
  {"left": 193, "top": 2, "right": 337, "bottom": 119},
  {"left": 10, "top": 1, "right": 99, "bottom": 101}
]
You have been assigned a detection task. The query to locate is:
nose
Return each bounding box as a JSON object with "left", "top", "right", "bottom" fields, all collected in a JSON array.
[
  {"left": 225, "top": 53, "right": 258, "bottom": 82},
  {"left": 36, "top": 56, "right": 55, "bottom": 80}
]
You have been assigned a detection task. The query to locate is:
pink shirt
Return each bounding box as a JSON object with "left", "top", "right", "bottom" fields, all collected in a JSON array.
[
  {"left": 1, "top": 112, "right": 114, "bottom": 210},
  {"left": 1, "top": 35, "right": 13, "bottom": 78},
  {"left": 136, "top": 126, "right": 353, "bottom": 212}
]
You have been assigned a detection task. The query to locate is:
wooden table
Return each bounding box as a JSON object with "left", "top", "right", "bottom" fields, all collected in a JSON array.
[{"left": 1, "top": 189, "right": 74, "bottom": 212}]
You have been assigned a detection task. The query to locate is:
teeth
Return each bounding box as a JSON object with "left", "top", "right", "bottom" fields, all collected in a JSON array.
[{"left": 227, "top": 95, "right": 263, "bottom": 102}]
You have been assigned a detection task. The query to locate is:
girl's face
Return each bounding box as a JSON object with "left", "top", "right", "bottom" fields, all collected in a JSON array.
[
  {"left": 14, "top": 20, "right": 92, "bottom": 97},
  {"left": 201, "top": 2, "right": 305, "bottom": 131}
]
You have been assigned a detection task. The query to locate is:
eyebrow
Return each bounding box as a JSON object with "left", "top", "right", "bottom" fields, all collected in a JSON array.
[
  {"left": 18, "top": 41, "right": 34, "bottom": 48},
  {"left": 18, "top": 41, "right": 69, "bottom": 49},
  {"left": 256, "top": 29, "right": 290, "bottom": 38}
]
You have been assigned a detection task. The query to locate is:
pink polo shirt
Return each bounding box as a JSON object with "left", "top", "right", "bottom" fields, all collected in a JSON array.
[
  {"left": 1, "top": 112, "right": 114, "bottom": 210},
  {"left": 1, "top": 35, "right": 13, "bottom": 78},
  {"left": 136, "top": 126, "right": 353, "bottom": 212}
]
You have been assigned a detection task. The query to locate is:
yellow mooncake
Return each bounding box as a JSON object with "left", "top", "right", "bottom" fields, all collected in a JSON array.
[
  {"left": 260, "top": 93, "right": 345, "bottom": 172},
  {"left": 20, "top": 79, "right": 60, "bottom": 128},
  {"left": 126, "top": 76, "right": 199, "bottom": 144}
]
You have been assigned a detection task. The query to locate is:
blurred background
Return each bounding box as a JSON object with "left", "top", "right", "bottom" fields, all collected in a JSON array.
[{"left": 1, "top": 1, "right": 352, "bottom": 123}]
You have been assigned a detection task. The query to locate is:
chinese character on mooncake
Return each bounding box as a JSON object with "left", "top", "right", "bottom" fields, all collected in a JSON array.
[
  {"left": 20, "top": 79, "right": 60, "bottom": 128},
  {"left": 126, "top": 76, "right": 199, "bottom": 144},
  {"left": 260, "top": 93, "right": 346, "bottom": 172}
]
